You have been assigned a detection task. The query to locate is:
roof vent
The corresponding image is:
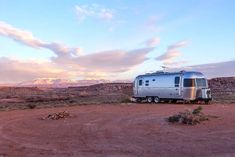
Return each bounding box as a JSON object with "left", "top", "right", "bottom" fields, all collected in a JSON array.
[{"left": 154, "top": 71, "right": 165, "bottom": 74}]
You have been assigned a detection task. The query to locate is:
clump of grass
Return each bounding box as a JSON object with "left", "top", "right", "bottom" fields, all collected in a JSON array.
[
  {"left": 192, "top": 106, "right": 202, "bottom": 114},
  {"left": 121, "top": 98, "right": 132, "bottom": 103},
  {"left": 69, "top": 99, "right": 76, "bottom": 103},
  {"left": 27, "top": 103, "right": 36, "bottom": 109},
  {"left": 167, "top": 106, "right": 214, "bottom": 125}
]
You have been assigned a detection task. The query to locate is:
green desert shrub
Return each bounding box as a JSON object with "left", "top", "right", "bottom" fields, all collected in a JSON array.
[{"left": 167, "top": 106, "right": 211, "bottom": 125}]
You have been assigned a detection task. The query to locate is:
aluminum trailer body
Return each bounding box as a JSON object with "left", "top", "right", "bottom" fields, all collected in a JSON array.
[{"left": 133, "top": 71, "right": 212, "bottom": 103}]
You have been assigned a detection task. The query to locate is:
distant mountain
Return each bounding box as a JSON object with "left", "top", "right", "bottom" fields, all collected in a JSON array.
[{"left": 16, "top": 78, "right": 115, "bottom": 88}]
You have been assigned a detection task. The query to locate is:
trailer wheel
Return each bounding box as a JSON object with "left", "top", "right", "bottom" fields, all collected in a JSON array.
[
  {"left": 204, "top": 100, "right": 210, "bottom": 104},
  {"left": 154, "top": 97, "right": 160, "bottom": 103},
  {"left": 147, "top": 97, "right": 153, "bottom": 103},
  {"left": 136, "top": 98, "right": 141, "bottom": 103}
]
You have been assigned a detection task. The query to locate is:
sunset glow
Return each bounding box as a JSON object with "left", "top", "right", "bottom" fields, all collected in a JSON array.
[{"left": 0, "top": 0, "right": 235, "bottom": 83}]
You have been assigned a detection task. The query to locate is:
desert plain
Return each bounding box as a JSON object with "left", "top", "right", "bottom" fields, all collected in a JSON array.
[{"left": 0, "top": 77, "right": 235, "bottom": 157}]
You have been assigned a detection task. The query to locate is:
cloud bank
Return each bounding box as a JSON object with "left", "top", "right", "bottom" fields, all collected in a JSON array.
[
  {"left": 169, "top": 60, "right": 235, "bottom": 78},
  {"left": 75, "top": 48, "right": 152, "bottom": 72},
  {"left": 0, "top": 21, "right": 153, "bottom": 83},
  {"left": 0, "top": 57, "right": 68, "bottom": 83},
  {"left": 1, "top": 21, "right": 234, "bottom": 83}
]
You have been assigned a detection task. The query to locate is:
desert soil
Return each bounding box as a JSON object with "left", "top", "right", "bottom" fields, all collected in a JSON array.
[{"left": 0, "top": 103, "right": 235, "bottom": 157}]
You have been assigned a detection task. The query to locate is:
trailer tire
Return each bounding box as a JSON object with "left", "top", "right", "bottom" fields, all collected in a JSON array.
[
  {"left": 204, "top": 100, "right": 210, "bottom": 104},
  {"left": 147, "top": 97, "right": 153, "bottom": 103},
  {"left": 164, "top": 100, "right": 169, "bottom": 103},
  {"left": 136, "top": 98, "right": 141, "bottom": 103},
  {"left": 154, "top": 97, "right": 160, "bottom": 103}
]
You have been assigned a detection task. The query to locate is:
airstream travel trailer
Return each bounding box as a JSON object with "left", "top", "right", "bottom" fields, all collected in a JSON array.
[{"left": 133, "top": 71, "right": 212, "bottom": 103}]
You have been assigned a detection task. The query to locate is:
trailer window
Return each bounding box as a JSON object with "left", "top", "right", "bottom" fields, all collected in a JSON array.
[
  {"left": 175, "top": 77, "right": 180, "bottom": 87},
  {"left": 184, "top": 79, "right": 195, "bottom": 87},
  {"left": 139, "top": 80, "right": 143, "bottom": 86},
  {"left": 145, "top": 80, "right": 149, "bottom": 86},
  {"left": 196, "top": 78, "right": 207, "bottom": 87}
]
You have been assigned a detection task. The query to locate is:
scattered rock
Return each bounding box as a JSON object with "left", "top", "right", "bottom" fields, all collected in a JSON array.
[{"left": 42, "top": 111, "right": 71, "bottom": 120}]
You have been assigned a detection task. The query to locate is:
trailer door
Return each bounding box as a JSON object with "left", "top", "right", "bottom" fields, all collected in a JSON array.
[
  {"left": 134, "top": 78, "right": 143, "bottom": 97},
  {"left": 133, "top": 79, "right": 138, "bottom": 96},
  {"left": 137, "top": 79, "right": 143, "bottom": 96},
  {"left": 174, "top": 76, "right": 181, "bottom": 98}
]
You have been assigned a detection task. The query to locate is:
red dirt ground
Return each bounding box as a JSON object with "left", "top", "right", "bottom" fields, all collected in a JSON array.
[{"left": 0, "top": 104, "right": 235, "bottom": 157}]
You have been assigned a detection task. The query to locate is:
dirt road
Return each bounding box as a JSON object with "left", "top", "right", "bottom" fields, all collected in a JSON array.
[{"left": 0, "top": 104, "right": 235, "bottom": 157}]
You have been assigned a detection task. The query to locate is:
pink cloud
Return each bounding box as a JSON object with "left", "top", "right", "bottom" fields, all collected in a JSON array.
[
  {"left": 156, "top": 40, "right": 189, "bottom": 66},
  {"left": 0, "top": 21, "right": 154, "bottom": 82},
  {"left": 0, "top": 21, "right": 43, "bottom": 48},
  {"left": 0, "top": 57, "right": 70, "bottom": 83},
  {"left": 145, "top": 37, "right": 160, "bottom": 47},
  {"left": 0, "top": 21, "right": 83, "bottom": 57},
  {"left": 52, "top": 47, "right": 153, "bottom": 72}
]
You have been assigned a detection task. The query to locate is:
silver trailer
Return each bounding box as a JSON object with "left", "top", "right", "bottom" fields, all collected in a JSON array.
[{"left": 133, "top": 71, "right": 212, "bottom": 103}]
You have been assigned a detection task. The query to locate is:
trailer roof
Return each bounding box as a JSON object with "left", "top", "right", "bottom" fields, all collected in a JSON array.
[{"left": 136, "top": 71, "right": 205, "bottom": 78}]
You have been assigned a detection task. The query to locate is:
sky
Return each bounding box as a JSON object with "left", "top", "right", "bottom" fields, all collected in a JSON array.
[{"left": 0, "top": 0, "right": 235, "bottom": 83}]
